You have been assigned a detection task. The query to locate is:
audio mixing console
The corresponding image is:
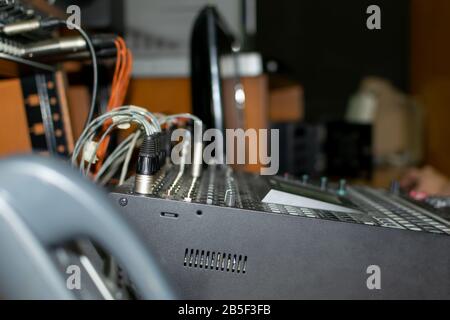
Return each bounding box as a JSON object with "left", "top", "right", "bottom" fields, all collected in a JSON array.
[{"left": 110, "top": 165, "right": 450, "bottom": 299}]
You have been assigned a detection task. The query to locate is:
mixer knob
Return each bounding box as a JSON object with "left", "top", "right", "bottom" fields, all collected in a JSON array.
[
  {"left": 320, "top": 177, "right": 328, "bottom": 190},
  {"left": 338, "top": 179, "right": 347, "bottom": 196},
  {"left": 301, "top": 174, "right": 309, "bottom": 185},
  {"left": 390, "top": 180, "right": 400, "bottom": 195}
]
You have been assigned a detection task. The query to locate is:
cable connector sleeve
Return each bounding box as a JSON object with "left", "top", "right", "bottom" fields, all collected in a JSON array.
[
  {"left": 82, "top": 141, "right": 99, "bottom": 164},
  {"left": 136, "top": 135, "right": 161, "bottom": 176}
]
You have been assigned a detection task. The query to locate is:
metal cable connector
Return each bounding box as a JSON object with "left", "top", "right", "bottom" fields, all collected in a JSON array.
[{"left": 134, "top": 134, "right": 161, "bottom": 195}]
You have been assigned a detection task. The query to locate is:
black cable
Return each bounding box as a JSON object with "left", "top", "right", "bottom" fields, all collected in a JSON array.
[{"left": 53, "top": 20, "right": 99, "bottom": 131}]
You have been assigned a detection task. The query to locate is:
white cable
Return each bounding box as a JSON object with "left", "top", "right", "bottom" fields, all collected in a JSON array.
[
  {"left": 115, "top": 105, "right": 161, "bottom": 132},
  {"left": 74, "top": 107, "right": 157, "bottom": 155},
  {"left": 73, "top": 106, "right": 207, "bottom": 186},
  {"left": 72, "top": 106, "right": 161, "bottom": 168},
  {"left": 159, "top": 113, "right": 202, "bottom": 126},
  {"left": 83, "top": 119, "right": 135, "bottom": 175},
  {"left": 119, "top": 129, "right": 141, "bottom": 186},
  {"left": 167, "top": 131, "right": 191, "bottom": 196},
  {"left": 99, "top": 154, "right": 128, "bottom": 186},
  {"left": 94, "top": 133, "right": 138, "bottom": 182}
]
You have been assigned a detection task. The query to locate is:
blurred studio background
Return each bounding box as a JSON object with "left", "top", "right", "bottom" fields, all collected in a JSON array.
[{"left": 1, "top": 0, "right": 450, "bottom": 189}]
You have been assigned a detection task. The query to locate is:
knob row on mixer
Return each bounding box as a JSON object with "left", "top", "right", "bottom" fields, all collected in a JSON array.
[{"left": 294, "top": 174, "right": 348, "bottom": 196}]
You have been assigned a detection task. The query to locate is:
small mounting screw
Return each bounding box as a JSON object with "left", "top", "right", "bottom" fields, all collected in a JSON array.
[{"left": 119, "top": 198, "right": 128, "bottom": 207}]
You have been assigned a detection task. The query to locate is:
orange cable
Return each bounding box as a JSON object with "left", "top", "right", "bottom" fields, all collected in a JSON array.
[{"left": 93, "top": 37, "right": 133, "bottom": 174}]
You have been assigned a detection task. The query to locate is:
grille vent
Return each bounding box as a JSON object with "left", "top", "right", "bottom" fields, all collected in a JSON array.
[{"left": 183, "top": 248, "right": 247, "bottom": 274}]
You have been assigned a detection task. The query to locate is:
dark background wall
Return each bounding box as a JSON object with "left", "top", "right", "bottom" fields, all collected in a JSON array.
[{"left": 256, "top": 0, "right": 410, "bottom": 122}]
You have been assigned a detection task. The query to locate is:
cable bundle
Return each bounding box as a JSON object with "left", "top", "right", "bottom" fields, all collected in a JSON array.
[
  {"left": 72, "top": 106, "right": 160, "bottom": 184},
  {"left": 73, "top": 106, "right": 203, "bottom": 186},
  {"left": 109, "top": 37, "right": 133, "bottom": 109},
  {"left": 69, "top": 33, "right": 205, "bottom": 186},
  {"left": 93, "top": 37, "right": 133, "bottom": 172}
]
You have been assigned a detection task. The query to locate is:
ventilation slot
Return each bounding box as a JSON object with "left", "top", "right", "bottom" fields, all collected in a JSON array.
[{"left": 183, "top": 248, "right": 247, "bottom": 274}]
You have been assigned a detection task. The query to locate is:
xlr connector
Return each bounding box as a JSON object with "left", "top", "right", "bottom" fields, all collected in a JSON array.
[{"left": 134, "top": 134, "right": 161, "bottom": 195}]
